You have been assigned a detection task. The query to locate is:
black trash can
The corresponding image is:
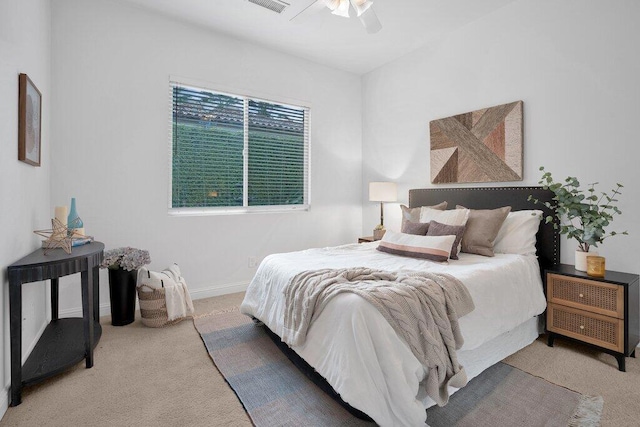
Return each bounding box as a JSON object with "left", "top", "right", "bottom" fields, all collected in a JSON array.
[{"left": 108, "top": 268, "right": 137, "bottom": 326}]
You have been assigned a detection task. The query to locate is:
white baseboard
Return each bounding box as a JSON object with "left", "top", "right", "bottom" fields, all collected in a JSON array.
[
  {"left": 190, "top": 281, "right": 249, "bottom": 300},
  {"left": 58, "top": 303, "right": 112, "bottom": 319},
  {"left": 56, "top": 282, "right": 249, "bottom": 319},
  {"left": 22, "top": 321, "right": 48, "bottom": 365},
  {"left": 1, "top": 386, "right": 8, "bottom": 422}
]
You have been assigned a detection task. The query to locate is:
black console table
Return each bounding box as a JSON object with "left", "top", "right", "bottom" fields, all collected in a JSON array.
[{"left": 7, "top": 241, "right": 104, "bottom": 406}]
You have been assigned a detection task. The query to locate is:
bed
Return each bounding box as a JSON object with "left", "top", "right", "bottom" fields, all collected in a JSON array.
[{"left": 240, "top": 187, "right": 559, "bottom": 426}]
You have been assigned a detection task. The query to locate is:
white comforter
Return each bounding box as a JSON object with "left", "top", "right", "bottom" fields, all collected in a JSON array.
[{"left": 240, "top": 242, "right": 547, "bottom": 426}]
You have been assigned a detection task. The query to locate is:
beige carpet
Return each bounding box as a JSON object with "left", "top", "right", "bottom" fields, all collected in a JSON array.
[
  {"left": 504, "top": 336, "right": 640, "bottom": 427},
  {"left": 1, "top": 292, "right": 638, "bottom": 426}
]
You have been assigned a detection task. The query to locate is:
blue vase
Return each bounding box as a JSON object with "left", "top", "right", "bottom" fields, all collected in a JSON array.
[{"left": 67, "top": 197, "right": 84, "bottom": 233}]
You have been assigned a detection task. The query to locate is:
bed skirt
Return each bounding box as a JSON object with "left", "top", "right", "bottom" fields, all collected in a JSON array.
[{"left": 262, "top": 315, "right": 542, "bottom": 419}]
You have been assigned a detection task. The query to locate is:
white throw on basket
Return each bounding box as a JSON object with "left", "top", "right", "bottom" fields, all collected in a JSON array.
[{"left": 137, "top": 264, "right": 194, "bottom": 327}]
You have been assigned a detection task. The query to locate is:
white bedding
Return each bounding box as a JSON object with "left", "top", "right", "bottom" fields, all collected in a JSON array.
[{"left": 240, "top": 242, "right": 547, "bottom": 426}]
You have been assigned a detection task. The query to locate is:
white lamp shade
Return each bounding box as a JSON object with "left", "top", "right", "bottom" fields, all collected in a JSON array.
[{"left": 369, "top": 182, "right": 397, "bottom": 202}]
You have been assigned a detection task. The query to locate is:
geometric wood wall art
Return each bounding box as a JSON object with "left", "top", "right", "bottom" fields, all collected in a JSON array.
[{"left": 430, "top": 101, "right": 523, "bottom": 183}]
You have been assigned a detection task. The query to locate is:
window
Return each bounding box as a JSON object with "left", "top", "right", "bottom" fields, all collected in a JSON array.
[{"left": 170, "top": 80, "right": 310, "bottom": 214}]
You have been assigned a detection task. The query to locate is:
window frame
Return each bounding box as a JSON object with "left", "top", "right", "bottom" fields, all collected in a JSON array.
[{"left": 168, "top": 76, "right": 311, "bottom": 216}]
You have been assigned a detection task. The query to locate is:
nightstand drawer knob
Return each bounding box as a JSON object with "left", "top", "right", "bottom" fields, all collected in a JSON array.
[
  {"left": 579, "top": 293, "right": 584, "bottom": 298},
  {"left": 579, "top": 325, "right": 585, "bottom": 330}
]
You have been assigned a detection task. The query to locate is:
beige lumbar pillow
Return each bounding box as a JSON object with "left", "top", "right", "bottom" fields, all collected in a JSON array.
[{"left": 377, "top": 230, "right": 455, "bottom": 263}]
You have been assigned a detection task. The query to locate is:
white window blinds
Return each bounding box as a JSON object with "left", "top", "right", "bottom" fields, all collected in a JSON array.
[{"left": 170, "top": 81, "right": 310, "bottom": 213}]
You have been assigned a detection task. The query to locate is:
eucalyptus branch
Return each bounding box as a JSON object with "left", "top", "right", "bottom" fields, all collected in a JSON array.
[
  {"left": 531, "top": 167, "right": 628, "bottom": 252},
  {"left": 600, "top": 185, "right": 623, "bottom": 213}
]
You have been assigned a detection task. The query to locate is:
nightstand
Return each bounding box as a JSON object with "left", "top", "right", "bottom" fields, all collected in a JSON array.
[
  {"left": 358, "top": 236, "right": 375, "bottom": 243},
  {"left": 545, "top": 264, "right": 639, "bottom": 371}
]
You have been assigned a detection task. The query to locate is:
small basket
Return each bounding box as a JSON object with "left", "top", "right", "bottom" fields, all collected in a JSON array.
[{"left": 137, "top": 284, "right": 185, "bottom": 328}]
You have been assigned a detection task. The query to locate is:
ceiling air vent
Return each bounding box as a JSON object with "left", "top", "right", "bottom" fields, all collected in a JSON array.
[{"left": 247, "top": 0, "right": 290, "bottom": 14}]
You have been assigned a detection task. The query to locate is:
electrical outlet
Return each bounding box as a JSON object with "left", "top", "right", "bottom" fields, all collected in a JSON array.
[{"left": 248, "top": 257, "right": 257, "bottom": 268}]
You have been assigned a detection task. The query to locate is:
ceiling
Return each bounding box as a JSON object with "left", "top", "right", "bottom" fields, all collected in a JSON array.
[{"left": 119, "top": 0, "right": 516, "bottom": 75}]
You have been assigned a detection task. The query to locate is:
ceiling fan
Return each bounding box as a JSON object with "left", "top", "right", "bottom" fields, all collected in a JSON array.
[{"left": 291, "top": 0, "right": 382, "bottom": 34}]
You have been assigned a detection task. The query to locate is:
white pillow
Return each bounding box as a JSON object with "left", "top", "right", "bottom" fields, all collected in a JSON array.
[
  {"left": 377, "top": 230, "right": 456, "bottom": 263},
  {"left": 493, "top": 210, "right": 543, "bottom": 255},
  {"left": 419, "top": 207, "right": 470, "bottom": 226}
]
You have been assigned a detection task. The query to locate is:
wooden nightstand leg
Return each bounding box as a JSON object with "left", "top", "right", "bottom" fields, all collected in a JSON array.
[
  {"left": 616, "top": 355, "right": 626, "bottom": 372},
  {"left": 547, "top": 333, "right": 555, "bottom": 347}
]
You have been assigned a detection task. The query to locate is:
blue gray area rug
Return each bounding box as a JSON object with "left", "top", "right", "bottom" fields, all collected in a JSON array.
[{"left": 194, "top": 309, "right": 603, "bottom": 427}]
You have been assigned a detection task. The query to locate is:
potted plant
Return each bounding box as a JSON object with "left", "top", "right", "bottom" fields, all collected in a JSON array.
[
  {"left": 373, "top": 224, "right": 386, "bottom": 241},
  {"left": 529, "top": 167, "right": 628, "bottom": 271},
  {"left": 100, "top": 247, "right": 151, "bottom": 325}
]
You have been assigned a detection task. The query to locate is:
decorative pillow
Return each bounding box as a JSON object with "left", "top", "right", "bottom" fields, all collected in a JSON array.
[
  {"left": 419, "top": 206, "right": 469, "bottom": 226},
  {"left": 456, "top": 205, "right": 511, "bottom": 257},
  {"left": 401, "top": 202, "right": 447, "bottom": 234},
  {"left": 426, "top": 220, "right": 466, "bottom": 260},
  {"left": 402, "top": 221, "right": 430, "bottom": 236},
  {"left": 377, "top": 230, "right": 455, "bottom": 262},
  {"left": 493, "top": 210, "right": 543, "bottom": 255}
]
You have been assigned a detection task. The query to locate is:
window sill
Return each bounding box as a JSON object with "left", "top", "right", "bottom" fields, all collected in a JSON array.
[{"left": 168, "top": 205, "right": 310, "bottom": 217}]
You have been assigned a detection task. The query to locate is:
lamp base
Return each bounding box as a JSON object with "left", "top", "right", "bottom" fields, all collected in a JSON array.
[{"left": 373, "top": 228, "right": 386, "bottom": 241}]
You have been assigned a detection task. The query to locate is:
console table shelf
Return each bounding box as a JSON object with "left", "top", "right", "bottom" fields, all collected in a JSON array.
[
  {"left": 22, "top": 319, "right": 102, "bottom": 386},
  {"left": 7, "top": 241, "right": 104, "bottom": 406}
]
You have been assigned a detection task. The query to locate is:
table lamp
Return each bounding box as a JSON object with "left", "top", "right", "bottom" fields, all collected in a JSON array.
[{"left": 369, "top": 181, "right": 397, "bottom": 240}]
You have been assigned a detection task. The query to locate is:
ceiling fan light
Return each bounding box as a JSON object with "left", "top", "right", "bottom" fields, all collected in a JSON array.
[
  {"left": 331, "top": 0, "right": 350, "bottom": 18},
  {"left": 350, "top": 0, "right": 373, "bottom": 17},
  {"left": 325, "top": 0, "right": 340, "bottom": 11}
]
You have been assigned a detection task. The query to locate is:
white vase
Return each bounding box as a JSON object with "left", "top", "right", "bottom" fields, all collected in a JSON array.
[{"left": 575, "top": 249, "right": 598, "bottom": 272}]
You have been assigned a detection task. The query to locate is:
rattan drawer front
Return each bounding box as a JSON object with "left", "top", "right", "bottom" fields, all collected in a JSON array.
[
  {"left": 548, "top": 303, "right": 624, "bottom": 352},
  {"left": 547, "top": 273, "right": 623, "bottom": 318}
]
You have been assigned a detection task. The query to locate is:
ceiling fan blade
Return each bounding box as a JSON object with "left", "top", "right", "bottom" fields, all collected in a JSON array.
[
  {"left": 289, "top": 0, "right": 325, "bottom": 22},
  {"left": 358, "top": 7, "right": 382, "bottom": 33},
  {"left": 350, "top": 0, "right": 373, "bottom": 17}
]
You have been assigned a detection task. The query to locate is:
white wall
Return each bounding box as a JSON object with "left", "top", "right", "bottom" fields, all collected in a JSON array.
[
  {"left": 4, "top": 0, "right": 636, "bottom": 414},
  {"left": 50, "top": 0, "right": 363, "bottom": 313},
  {"left": 362, "top": 0, "right": 640, "bottom": 274},
  {"left": 0, "top": 0, "right": 52, "bottom": 411}
]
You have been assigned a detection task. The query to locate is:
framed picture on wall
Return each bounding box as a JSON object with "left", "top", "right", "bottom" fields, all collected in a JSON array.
[
  {"left": 430, "top": 101, "right": 523, "bottom": 184},
  {"left": 18, "top": 73, "right": 42, "bottom": 166}
]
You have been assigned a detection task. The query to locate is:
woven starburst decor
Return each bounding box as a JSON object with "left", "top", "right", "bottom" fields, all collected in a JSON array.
[{"left": 34, "top": 217, "right": 86, "bottom": 255}]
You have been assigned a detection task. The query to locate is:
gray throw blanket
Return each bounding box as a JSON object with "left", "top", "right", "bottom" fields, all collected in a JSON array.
[{"left": 282, "top": 267, "right": 475, "bottom": 406}]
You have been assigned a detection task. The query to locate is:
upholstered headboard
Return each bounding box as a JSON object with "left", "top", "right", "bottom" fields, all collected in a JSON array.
[{"left": 408, "top": 186, "right": 560, "bottom": 271}]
